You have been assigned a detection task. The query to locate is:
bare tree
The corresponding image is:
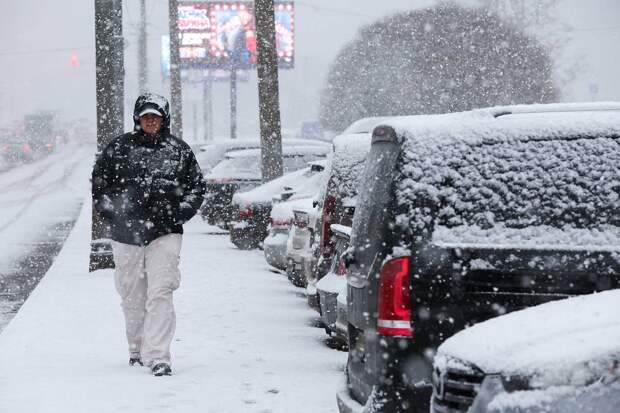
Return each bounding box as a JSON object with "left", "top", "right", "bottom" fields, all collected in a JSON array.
[
  {"left": 319, "top": 3, "right": 559, "bottom": 132},
  {"left": 255, "top": 0, "right": 283, "bottom": 182}
]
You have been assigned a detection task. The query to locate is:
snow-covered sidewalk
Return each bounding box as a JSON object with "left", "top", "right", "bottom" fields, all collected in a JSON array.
[{"left": 0, "top": 201, "right": 346, "bottom": 413}]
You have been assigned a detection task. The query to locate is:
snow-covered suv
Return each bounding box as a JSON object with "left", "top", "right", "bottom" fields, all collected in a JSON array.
[
  {"left": 432, "top": 289, "right": 620, "bottom": 413},
  {"left": 338, "top": 103, "right": 620, "bottom": 413}
]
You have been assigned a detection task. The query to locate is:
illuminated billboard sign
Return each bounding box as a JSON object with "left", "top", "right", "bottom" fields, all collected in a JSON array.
[{"left": 173, "top": 1, "right": 294, "bottom": 70}]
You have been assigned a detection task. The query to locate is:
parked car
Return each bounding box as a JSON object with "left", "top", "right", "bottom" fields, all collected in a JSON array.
[
  {"left": 264, "top": 196, "right": 315, "bottom": 271},
  {"left": 197, "top": 138, "right": 329, "bottom": 175},
  {"left": 337, "top": 103, "right": 620, "bottom": 413},
  {"left": 432, "top": 289, "right": 620, "bottom": 413},
  {"left": 283, "top": 117, "right": 386, "bottom": 290},
  {"left": 285, "top": 203, "right": 321, "bottom": 287},
  {"left": 316, "top": 224, "right": 351, "bottom": 344},
  {"left": 306, "top": 132, "right": 372, "bottom": 312},
  {"left": 230, "top": 160, "right": 327, "bottom": 250},
  {"left": 203, "top": 143, "right": 330, "bottom": 228}
]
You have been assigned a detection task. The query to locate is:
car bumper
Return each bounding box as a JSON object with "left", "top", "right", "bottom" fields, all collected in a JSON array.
[
  {"left": 264, "top": 233, "right": 288, "bottom": 270},
  {"left": 306, "top": 282, "right": 320, "bottom": 313},
  {"left": 318, "top": 289, "right": 338, "bottom": 329},
  {"left": 337, "top": 389, "right": 365, "bottom": 413},
  {"left": 435, "top": 376, "right": 620, "bottom": 413}
]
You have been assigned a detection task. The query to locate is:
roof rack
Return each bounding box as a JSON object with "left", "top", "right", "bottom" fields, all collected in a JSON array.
[{"left": 492, "top": 103, "right": 620, "bottom": 118}]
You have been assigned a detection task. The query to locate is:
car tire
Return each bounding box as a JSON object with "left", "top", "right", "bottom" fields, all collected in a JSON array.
[{"left": 232, "top": 236, "right": 260, "bottom": 250}]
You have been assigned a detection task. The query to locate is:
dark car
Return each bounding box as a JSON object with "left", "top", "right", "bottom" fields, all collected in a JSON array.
[
  {"left": 203, "top": 142, "right": 330, "bottom": 228},
  {"left": 305, "top": 132, "right": 372, "bottom": 312},
  {"left": 337, "top": 103, "right": 620, "bottom": 413},
  {"left": 230, "top": 159, "right": 328, "bottom": 250}
]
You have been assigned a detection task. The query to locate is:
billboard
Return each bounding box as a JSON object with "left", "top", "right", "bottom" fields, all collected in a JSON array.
[
  {"left": 161, "top": 35, "right": 250, "bottom": 82},
  {"left": 172, "top": 1, "right": 294, "bottom": 70}
]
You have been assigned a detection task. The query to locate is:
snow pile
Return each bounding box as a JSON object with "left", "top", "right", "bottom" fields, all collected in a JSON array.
[
  {"left": 437, "top": 289, "right": 620, "bottom": 387},
  {"left": 387, "top": 105, "right": 620, "bottom": 248}
]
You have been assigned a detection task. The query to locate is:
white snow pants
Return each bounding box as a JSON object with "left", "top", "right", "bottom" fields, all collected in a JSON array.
[{"left": 111, "top": 234, "right": 182, "bottom": 366}]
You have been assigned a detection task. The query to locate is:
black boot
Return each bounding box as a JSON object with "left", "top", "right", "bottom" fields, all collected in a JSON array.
[
  {"left": 151, "top": 363, "right": 172, "bottom": 376},
  {"left": 129, "top": 356, "right": 143, "bottom": 366}
]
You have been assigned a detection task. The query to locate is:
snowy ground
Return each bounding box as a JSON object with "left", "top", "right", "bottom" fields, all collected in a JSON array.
[
  {"left": 0, "top": 144, "right": 93, "bottom": 328},
  {"left": 0, "top": 199, "right": 347, "bottom": 412}
]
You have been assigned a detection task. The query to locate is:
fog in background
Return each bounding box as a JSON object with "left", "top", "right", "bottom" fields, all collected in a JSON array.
[{"left": 0, "top": 0, "right": 619, "bottom": 142}]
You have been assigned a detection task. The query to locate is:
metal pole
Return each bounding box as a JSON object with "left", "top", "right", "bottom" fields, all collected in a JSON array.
[
  {"left": 193, "top": 101, "right": 198, "bottom": 141},
  {"left": 138, "top": 0, "right": 148, "bottom": 93},
  {"left": 169, "top": 0, "right": 183, "bottom": 138},
  {"left": 92, "top": 0, "right": 124, "bottom": 271},
  {"left": 203, "top": 71, "right": 212, "bottom": 141},
  {"left": 255, "top": 0, "right": 283, "bottom": 182},
  {"left": 230, "top": 68, "right": 237, "bottom": 139}
]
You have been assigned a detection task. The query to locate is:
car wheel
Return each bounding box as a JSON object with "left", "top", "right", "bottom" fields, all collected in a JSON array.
[
  {"left": 287, "top": 267, "right": 307, "bottom": 288},
  {"left": 232, "top": 235, "right": 259, "bottom": 250}
]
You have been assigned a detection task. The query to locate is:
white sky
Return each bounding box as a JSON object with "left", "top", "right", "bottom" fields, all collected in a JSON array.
[{"left": 0, "top": 1, "right": 619, "bottom": 141}]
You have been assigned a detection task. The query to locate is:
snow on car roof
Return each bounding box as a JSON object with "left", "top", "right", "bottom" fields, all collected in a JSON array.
[
  {"left": 436, "top": 289, "right": 620, "bottom": 388},
  {"left": 342, "top": 116, "right": 391, "bottom": 135},
  {"left": 384, "top": 103, "right": 620, "bottom": 249},
  {"left": 225, "top": 145, "right": 330, "bottom": 158}
]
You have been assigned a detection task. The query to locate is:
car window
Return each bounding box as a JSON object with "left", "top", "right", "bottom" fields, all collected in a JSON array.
[
  {"left": 396, "top": 135, "right": 620, "bottom": 250},
  {"left": 211, "top": 155, "right": 261, "bottom": 176},
  {"left": 283, "top": 154, "right": 326, "bottom": 173}
]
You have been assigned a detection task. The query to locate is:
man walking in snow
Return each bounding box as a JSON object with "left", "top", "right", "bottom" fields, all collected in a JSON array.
[{"left": 91, "top": 93, "right": 206, "bottom": 376}]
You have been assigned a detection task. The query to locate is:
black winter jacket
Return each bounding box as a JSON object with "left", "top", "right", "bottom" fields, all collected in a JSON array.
[{"left": 92, "top": 131, "right": 206, "bottom": 246}]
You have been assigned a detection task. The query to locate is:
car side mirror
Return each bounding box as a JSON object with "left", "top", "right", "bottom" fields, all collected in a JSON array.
[
  {"left": 280, "top": 186, "right": 295, "bottom": 201},
  {"left": 343, "top": 250, "right": 356, "bottom": 268}
]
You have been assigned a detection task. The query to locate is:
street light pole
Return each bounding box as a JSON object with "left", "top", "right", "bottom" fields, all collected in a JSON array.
[
  {"left": 91, "top": 0, "right": 124, "bottom": 271},
  {"left": 169, "top": 0, "right": 183, "bottom": 138},
  {"left": 230, "top": 68, "right": 237, "bottom": 139},
  {"left": 138, "top": 0, "right": 148, "bottom": 93},
  {"left": 255, "top": 0, "right": 283, "bottom": 182}
]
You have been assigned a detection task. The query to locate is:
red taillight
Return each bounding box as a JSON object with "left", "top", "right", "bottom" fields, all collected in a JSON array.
[
  {"left": 377, "top": 256, "right": 412, "bottom": 337},
  {"left": 238, "top": 206, "right": 254, "bottom": 219},
  {"left": 320, "top": 195, "right": 336, "bottom": 256},
  {"left": 336, "top": 258, "right": 347, "bottom": 276},
  {"left": 270, "top": 218, "right": 291, "bottom": 230},
  {"left": 293, "top": 215, "right": 308, "bottom": 229}
]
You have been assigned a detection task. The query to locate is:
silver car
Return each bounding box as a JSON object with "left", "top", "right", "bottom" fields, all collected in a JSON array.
[{"left": 316, "top": 224, "right": 350, "bottom": 344}]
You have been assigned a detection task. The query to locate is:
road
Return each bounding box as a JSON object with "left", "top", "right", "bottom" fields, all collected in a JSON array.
[{"left": 0, "top": 144, "right": 94, "bottom": 330}]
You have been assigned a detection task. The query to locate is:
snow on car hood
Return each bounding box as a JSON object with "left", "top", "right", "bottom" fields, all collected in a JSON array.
[
  {"left": 233, "top": 163, "right": 327, "bottom": 207},
  {"left": 437, "top": 289, "right": 620, "bottom": 387},
  {"left": 270, "top": 197, "right": 314, "bottom": 221}
]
